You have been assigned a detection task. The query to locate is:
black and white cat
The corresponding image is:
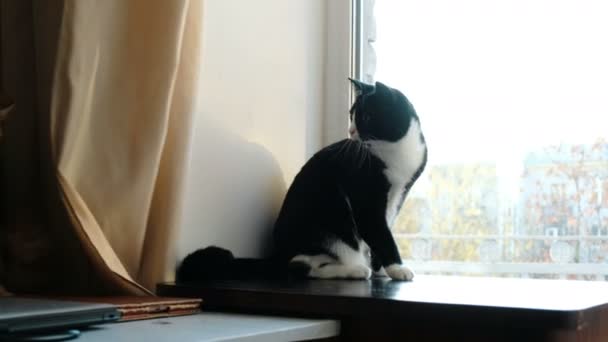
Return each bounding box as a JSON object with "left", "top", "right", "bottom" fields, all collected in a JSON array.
[{"left": 177, "top": 79, "right": 427, "bottom": 282}]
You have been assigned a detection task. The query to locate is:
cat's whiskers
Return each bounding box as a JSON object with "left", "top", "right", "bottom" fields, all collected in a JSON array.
[
  {"left": 351, "top": 139, "right": 372, "bottom": 169},
  {"left": 355, "top": 141, "right": 363, "bottom": 168},
  {"left": 331, "top": 139, "right": 350, "bottom": 160},
  {"left": 342, "top": 139, "right": 355, "bottom": 161},
  {"left": 355, "top": 135, "right": 380, "bottom": 170},
  {"left": 359, "top": 142, "right": 369, "bottom": 169}
]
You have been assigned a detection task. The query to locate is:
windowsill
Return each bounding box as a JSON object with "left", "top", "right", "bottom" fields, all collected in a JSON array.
[{"left": 158, "top": 275, "right": 608, "bottom": 340}]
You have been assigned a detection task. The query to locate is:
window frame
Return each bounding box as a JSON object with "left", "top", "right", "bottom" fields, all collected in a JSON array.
[{"left": 323, "top": 0, "right": 358, "bottom": 145}]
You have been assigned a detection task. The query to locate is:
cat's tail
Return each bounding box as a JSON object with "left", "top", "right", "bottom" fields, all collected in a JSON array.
[{"left": 176, "top": 246, "right": 310, "bottom": 282}]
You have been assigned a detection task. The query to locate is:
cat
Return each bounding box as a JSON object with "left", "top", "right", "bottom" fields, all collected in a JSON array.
[{"left": 177, "top": 79, "right": 427, "bottom": 282}]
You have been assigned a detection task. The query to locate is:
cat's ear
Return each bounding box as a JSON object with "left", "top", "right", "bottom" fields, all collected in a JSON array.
[{"left": 349, "top": 78, "right": 375, "bottom": 95}]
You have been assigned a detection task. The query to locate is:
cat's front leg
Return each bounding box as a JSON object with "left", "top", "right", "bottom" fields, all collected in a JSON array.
[{"left": 363, "top": 220, "right": 415, "bottom": 281}]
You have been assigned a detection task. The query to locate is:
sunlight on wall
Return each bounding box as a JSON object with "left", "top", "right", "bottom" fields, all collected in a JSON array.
[{"left": 176, "top": 0, "right": 326, "bottom": 261}]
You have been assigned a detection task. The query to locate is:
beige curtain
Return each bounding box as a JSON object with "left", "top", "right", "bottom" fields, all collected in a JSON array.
[{"left": 1, "top": 0, "right": 202, "bottom": 294}]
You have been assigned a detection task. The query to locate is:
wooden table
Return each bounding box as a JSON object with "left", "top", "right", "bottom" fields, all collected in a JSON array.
[{"left": 158, "top": 275, "right": 608, "bottom": 341}]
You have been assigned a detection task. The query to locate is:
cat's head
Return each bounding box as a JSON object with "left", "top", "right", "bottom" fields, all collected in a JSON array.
[{"left": 348, "top": 79, "right": 420, "bottom": 143}]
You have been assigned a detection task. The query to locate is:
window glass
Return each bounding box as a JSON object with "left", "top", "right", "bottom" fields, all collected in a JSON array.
[{"left": 371, "top": 0, "right": 608, "bottom": 280}]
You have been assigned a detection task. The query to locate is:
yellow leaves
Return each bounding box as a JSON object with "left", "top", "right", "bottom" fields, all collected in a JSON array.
[
  {"left": 464, "top": 207, "right": 482, "bottom": 217},
  {"left": 395, "top": 163, "right": 498, "bottom": 261}
]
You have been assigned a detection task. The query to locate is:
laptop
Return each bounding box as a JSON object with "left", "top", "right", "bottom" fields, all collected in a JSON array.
[{"left": 0, "top": 297, "right": 120, "bottom": 335}]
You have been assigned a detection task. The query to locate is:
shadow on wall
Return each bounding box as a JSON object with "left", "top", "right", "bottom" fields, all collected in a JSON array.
[{"left": 176, "top": 117, "right": 287, "bottom": 265}]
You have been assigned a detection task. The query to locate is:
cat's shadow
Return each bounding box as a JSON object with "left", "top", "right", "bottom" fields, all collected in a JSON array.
[{"left": 176, "top": 117, "right": 286, "bottom": 265}]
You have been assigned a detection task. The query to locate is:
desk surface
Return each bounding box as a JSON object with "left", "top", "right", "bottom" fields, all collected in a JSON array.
[
  {"left": 158, "top": 275, "right": 608, "bottom": 331},
  {"left": 78, "top": 312, "right": 339, "bottom": 342}
]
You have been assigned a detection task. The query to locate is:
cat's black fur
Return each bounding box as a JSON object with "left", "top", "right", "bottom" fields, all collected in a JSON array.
[{"left": 177, "top": 80, "right": 427, "bottom": 282}]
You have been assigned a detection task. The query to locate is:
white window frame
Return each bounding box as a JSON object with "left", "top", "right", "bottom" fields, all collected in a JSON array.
[
  {"left": 323, "top": 0, "right": 353, "bottom": 145},
  {"left": 323, "top": 0, "right": 377, "bottom": 145}
]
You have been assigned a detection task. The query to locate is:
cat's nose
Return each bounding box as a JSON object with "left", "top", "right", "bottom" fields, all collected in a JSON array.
[{"left": 349, "top": 127, "right": 357, "bottom": 136}]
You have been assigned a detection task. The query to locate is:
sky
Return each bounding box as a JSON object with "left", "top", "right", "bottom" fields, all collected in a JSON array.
[{"left": 374, "top": 0, "right": 608, "bottom": 169}]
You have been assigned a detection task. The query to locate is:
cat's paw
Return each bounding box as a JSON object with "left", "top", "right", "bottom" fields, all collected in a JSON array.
[
  {"left": 346, "top": 264, "right": 372, "bottom": 279},
  {"left": 385, "top": 264, "right": 415, "bottom": 281}
]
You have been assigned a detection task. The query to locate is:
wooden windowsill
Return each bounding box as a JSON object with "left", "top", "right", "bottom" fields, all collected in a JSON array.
[{"left": 158, "top": 275, "right": 608, "bottom": 341}]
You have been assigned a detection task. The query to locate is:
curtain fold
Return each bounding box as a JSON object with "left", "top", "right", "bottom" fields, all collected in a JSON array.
[{"left": 1, "top": 0, "right": 202, "bottom": 294}]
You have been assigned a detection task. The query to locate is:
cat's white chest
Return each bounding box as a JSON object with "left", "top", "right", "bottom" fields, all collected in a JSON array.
[{"left": 369, "top": 120, "right": 426, "bottom": 227}]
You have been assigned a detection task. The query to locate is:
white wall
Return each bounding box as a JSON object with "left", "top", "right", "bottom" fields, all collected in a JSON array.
[{"left": 176, "top": 0, "right": 329, "bottom": 262}]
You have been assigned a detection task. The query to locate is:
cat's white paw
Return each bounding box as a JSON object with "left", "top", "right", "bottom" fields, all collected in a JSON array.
[
  {"left": 308, "top": 262, "right": 372, "bottom": 279},
  {"left": 346, "top": 264, "right": 372, "bottom": 279},
  {"left": 385, "top": 264, "right": 414, "bottom": 281}
]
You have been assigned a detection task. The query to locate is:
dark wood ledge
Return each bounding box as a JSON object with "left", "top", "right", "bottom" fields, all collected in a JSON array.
[{"left": 158, "top": 275, "right": 608, "bottom": 341}]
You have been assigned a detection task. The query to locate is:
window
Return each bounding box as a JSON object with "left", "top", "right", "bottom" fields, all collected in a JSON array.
[{"left": 361, "top": 0, "right": 608, "bottom": 280}]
